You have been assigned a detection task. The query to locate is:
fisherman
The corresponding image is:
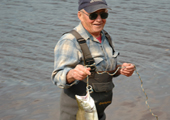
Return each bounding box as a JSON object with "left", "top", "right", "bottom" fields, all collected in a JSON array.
[{"left": 51, "top": 0, "right": 135, "bottom": 120}]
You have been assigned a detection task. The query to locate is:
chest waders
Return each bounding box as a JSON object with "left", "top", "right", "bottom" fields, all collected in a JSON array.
[{"left": 60, "top": 30, "right": 116, "bottom": 120}]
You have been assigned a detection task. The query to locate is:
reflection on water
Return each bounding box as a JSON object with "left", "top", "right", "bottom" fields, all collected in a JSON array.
[{"left": 0, "top": 0, "right": 170, "bottom": 120}]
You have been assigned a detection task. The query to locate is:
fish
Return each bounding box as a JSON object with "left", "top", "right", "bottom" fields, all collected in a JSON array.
[{"left": 75, "top": 89, "right": 98, "bottom": 120}]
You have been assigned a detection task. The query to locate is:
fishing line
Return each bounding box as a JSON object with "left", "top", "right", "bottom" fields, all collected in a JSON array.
[
  {"left": 86, "top": 63, "right": 158, "bottom": 120},
  {"left": 135, "top": 66, "right": 158, "bottom": 120}
]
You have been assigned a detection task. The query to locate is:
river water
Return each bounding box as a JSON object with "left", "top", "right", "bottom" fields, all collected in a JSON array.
[{"left": 0, "top": 0, "right": 170, "bottom": 120}]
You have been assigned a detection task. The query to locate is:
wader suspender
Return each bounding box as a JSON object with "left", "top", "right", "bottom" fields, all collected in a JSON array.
[
  {"left": 69, "top": 30, "right": 115, "bottom": 76},
  {"left": 70, "top": 30, "right": 96, "bottom": 74},
  {"left": 102, "top": 30, "right": 115, "bottom": 54}
]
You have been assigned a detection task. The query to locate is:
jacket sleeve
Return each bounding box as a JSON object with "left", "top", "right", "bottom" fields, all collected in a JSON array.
[{"left": 51, "top": 34, "right": 82, "bottom": 89}]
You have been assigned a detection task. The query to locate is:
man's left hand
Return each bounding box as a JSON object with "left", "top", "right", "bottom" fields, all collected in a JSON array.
[{"left": 120, "top": 63, "right": 135, "bottom": 77}]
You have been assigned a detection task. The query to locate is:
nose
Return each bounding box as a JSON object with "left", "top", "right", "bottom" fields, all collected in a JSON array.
[{"left": 95, "top": 14, "right": 102, "bottom": 21}]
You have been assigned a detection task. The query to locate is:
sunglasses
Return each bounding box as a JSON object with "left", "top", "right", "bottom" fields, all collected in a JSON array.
[{"left": 81, "top": 11, "right": 108, "bottom": 20}]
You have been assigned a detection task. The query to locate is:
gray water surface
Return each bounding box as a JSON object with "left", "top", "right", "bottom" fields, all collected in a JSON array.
[{"left": 0, "top": 0, "right": 170, "bottom": 120}]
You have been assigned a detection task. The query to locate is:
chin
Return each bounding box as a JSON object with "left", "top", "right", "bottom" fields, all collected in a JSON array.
[{"left": 93, "top": 28, "right": 103, "bottom": 33}]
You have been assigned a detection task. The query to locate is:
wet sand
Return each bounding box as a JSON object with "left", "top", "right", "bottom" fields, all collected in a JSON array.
[{"left": 0, "top": 0, "right": 170, "bottom": 120}]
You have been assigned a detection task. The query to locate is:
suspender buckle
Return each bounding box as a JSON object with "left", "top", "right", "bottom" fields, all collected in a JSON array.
[{"left": 85, "top": 58, "right": 96, "bottom": 73}]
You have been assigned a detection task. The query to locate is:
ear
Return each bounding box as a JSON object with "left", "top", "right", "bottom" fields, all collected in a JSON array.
[{"left": 77, "top": 11, "right": 83, "bottom": 21}]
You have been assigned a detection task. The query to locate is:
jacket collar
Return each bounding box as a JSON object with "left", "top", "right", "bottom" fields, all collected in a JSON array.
[{"left": 74, "top": 22, "right": 105, "bottom": 43}]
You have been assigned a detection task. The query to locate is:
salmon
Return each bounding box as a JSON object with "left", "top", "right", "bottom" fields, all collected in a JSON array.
[{"left": 75, "top": 89, "right": 98, "bottom": 120}]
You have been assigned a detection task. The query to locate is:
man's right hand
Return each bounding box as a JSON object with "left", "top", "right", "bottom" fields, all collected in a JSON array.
[{"left": 66, "top": 64, "right": 91, "bottom": 84}]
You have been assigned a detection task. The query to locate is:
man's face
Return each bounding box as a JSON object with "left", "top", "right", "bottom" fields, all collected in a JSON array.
[{"left": 78, "top": 9, "right": 107, "bottom": 36}]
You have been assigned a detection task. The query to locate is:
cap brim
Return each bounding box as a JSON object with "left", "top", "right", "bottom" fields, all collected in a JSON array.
[{"left": 84, "top": 4, "right": 111, "bottom": 13}]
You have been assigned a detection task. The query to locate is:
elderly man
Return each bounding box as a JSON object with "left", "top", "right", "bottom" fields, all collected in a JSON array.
[{"left": 51, "top": 0, "right": 135, "bottom": 120}]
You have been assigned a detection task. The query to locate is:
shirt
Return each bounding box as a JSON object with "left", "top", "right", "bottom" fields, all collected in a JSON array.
[
  {"left": 51, "top": 23, "right": 119, "bottom": 89},
  {"left": 96, "top": 34, "right": 102, "bottom": 43}
]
